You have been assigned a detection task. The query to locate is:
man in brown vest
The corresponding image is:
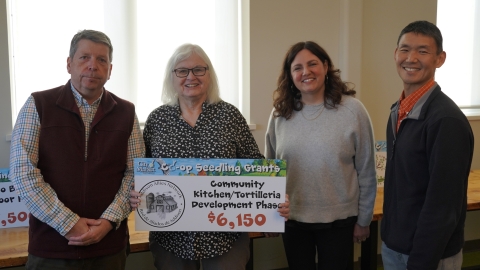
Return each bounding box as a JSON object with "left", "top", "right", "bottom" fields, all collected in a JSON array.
[{"left": 9, "top": 29, "right": 145, "bottom": 270}]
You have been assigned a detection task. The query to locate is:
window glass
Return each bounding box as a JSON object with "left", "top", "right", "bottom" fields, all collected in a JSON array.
[
  {"left": 436, "top": 0, "right": 480, "bottom": 109},
  {"left": 8, "top": 0, "right": 242, "bottom": 123}
]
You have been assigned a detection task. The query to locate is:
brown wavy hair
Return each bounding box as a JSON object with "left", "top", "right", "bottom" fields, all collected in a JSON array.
[{"left": 273, "top": 41, "right": 356, "bottom": 119}]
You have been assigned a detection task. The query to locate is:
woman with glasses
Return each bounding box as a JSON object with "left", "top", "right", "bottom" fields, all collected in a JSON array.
[
  {"left": 265, "top": 41, "right": 376, "bottom": 269},
  {"left": 130, "top": 43, "right": 289, "bottom": 270}
]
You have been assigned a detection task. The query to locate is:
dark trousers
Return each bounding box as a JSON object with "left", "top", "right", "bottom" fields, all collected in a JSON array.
[
  {"left": 26, "top": 247, "right": 127, "bottom": 270},
  {"left": 282, "top": 220, "right": 355, "bottom": 270}
]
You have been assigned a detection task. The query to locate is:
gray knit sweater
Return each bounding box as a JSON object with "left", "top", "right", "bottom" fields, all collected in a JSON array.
[{"left": 265, "top": 95, "right": 376, "bottom": 226}]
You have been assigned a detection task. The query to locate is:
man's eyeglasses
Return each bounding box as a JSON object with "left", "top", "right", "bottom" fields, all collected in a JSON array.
[{"left": 173, "top": 66, "right": 209, "bottom": 78}]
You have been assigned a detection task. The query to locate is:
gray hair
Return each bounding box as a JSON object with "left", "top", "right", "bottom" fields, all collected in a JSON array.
[
  {"left": 69, "top": 30, "right": 113, "bottom": 62},
  {"left": 162, "top": 43, "right": 221, "bottom": 105}
]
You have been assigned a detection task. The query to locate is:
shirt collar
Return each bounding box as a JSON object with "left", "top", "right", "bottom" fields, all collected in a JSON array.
[
  {"left": 70, "top": 82, "right": 103, "bottom": 106},
  {"left": 398, "top": 79, "right": 435, "bottom": 115}
]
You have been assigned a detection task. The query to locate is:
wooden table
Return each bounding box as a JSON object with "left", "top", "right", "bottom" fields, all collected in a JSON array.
[
  {"left": 360, "top": 170, "right": 480, "bottom": 270},
  {"left": 2, "top": 170, "right": 480, "bottom": 269}
]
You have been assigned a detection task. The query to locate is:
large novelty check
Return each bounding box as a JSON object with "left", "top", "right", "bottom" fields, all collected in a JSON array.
[{"left": 134, "top": 158, "right": 286, "bottom": 232}]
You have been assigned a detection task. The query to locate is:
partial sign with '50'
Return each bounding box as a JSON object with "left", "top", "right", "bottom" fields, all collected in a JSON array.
[{"left": 0, "top": 168, "right": 29, "bottom": 228}]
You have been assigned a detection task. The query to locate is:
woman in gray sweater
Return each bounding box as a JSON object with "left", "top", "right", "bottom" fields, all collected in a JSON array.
[{"left": 265, "top": 41, "right": 376, "bottom": 269}]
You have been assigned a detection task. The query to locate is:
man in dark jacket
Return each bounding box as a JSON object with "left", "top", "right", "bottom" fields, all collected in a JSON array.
[
  {"left": 381, "top": 20, "right": 474, "bottom": 270},
  {"left": 9, "top": 30, "right": 145, "bottom": 269}
]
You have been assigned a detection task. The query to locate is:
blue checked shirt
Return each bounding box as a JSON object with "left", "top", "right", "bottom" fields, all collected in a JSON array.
[{"left": 9, "top": 85, "right": 145, "bottom": 236}]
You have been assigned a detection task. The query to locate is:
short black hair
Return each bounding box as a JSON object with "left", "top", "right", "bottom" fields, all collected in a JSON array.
[{"left": 397, "top": 20, "right": 443, "bottom": 54}]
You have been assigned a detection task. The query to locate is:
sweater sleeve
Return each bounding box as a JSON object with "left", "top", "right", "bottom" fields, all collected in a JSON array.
[
  {"left": 352, "top": 100, "right": 377, "bottom": 227},
  {"left": 264, "top": 109, "right": 277, "bottom": 159},
  {"left": 407, "top": 117, "right": 472, "bottom": 270}
]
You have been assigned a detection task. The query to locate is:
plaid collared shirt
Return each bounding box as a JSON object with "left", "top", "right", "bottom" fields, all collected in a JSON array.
[
  {"left": 396, "top": 79, "right": 435, "bottom": 132},
  {"left": 9, "top": 85, "right": 145, "bottom": 236}
]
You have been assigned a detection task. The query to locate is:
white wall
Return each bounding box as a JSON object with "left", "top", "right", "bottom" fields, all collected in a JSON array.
[{"left": 1, "top": 0, "right": 479, "bottom": 269}]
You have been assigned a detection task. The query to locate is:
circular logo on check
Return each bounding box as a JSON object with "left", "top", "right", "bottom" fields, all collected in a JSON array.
[{"left": 137, "top": 180, "right": 185, "bottom": 228}]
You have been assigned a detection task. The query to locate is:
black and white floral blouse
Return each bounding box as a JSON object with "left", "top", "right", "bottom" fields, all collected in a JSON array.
[{"left": 144, "top": 100, "right": 263, "bottom": 260}]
